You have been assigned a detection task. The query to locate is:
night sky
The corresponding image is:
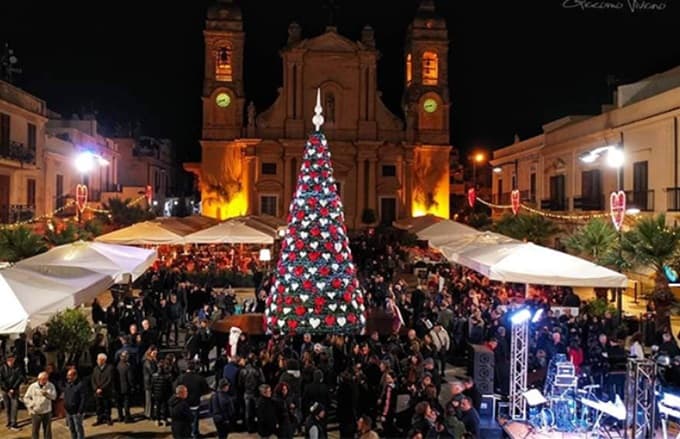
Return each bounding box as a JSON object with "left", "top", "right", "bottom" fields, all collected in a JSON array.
[{"left": 1, "top": 0, "right": 679, "bottom": 164}]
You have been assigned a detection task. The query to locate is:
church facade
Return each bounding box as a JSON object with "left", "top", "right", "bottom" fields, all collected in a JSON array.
[{"left": 184, "top": 0, "right": 453, "bottom": 228}]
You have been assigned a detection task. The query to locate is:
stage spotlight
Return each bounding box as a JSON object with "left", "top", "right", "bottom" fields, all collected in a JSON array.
[
  {"left": 531, "top": 308, "right": 544, "bottom": 323},
  {"left": 510, "top": 308, "right": 532, "bottom": 325}
]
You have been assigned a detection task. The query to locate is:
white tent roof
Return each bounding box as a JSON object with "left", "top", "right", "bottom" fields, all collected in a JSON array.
[
  {"left": 0, "top": 267, "right": 113, "bottom": 333},
  {"left": 416, "top": 219, "right": 481, "bottom": 248},
  {"left": 183, "top": 219, "right": 274, "bottom": 244},
  {"left": 436, "top": 231, "right": 521, "bottom": 264},
  {"left": 455, "top": 241, "right": 628, "bottom": 288},
  {"left": 393, "top": 215, "right": 447, "bottom": 233},
  {"left": 15, "top": 241, "right": 157, "bottom": 283},
  {"left": 95, "top": 221, "right": 186, "bottom": 245}
]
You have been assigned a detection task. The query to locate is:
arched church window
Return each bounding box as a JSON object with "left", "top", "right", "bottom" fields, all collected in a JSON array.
[
  {"left": 325, "top": 92, "right": 335, "bottom": 124},
  {"left": 406, "top": 53, "right": 412, "bottom": 84},
  {"left": 215, "top": 45, "right": 233, "bottom": 82},
  {"left": 422, "top": 51, "right": 438, "bottom": 85}
]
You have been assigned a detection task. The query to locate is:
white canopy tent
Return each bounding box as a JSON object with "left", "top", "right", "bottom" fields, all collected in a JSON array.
[
  {"left": 436, "top": 231, "right": 521, "bottom": 265},
  {"left": 393, "top": 215, "right": 447, "bottom": 234},
  {"left": 15, "top": 241, "right": 157, "bottom": 283},
  {"left": 455, "top": 241, "right": 628, "bottom": 288},
  {"left": 183, "top": 219, "right": 274, "bottom": 244},
  {"left": 0, "top": 267, "right": 113, "bottom": 333},
  {"left": 95, "top": 221, "right": 187, "bottom": 245}
]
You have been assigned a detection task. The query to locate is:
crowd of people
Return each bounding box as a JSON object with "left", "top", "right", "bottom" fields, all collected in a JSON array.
[{"left": 0, "top": 228, "right": 677, "bottom": 439}]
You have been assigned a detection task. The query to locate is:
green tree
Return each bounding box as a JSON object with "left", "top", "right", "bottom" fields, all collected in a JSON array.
[
  {"left": 46, "top": 308, "right": 92, "bottom": 369},
  {"left": 0, "top": 226, "right": 47, "bottom": 262},
  {"left": 564, "top": 218, "right": 618, "bottom": 265},
  {"left": 492, "top": 213, "right": 560, "bottom": 246},
  {"left": 45, "top": 221, "right": 80, "bottom": 246},
  {"left": 99, "top": 197, "right": 155, "bottom": 228},
  {"left": 621, "top": 213, "right": 680, "bottom": 330}
]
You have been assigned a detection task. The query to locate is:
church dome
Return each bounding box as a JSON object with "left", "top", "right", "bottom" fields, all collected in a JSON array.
[
  {"left": 207, "top": 0, "right": 242, "bottom": 21},
  {"left": 412, "top": 0, "right": 446, "bottom": 30}
]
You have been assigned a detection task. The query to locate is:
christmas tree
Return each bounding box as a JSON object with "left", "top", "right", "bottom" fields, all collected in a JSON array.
[{"left": 265, "top": 90, "right": 366, "bottom": 335}]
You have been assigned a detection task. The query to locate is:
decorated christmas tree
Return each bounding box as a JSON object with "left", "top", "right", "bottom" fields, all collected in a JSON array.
[{"left": 265, "top": 90, "right": 366, "bottom": 335}]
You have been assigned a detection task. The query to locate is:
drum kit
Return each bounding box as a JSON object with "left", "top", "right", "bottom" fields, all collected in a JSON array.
[{"left": 523, "top": 354, "right": 626, "bottom": 437}]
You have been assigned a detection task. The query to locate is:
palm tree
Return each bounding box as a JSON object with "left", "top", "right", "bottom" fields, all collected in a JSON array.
[
  {"left": 621, "top": 213, "right": 680, "bottom": 330},
  {"left": 99, "top": 197, "right": 155, "bottom": 228},
  {"left": 564, "top": 218, "right": 618, "bottom": 265},
  {"left": 0, "top": 226, "right": 48, "bottom": 262},
  {"left": 492, "top": 213, "right": 560, "bottom": 246}
]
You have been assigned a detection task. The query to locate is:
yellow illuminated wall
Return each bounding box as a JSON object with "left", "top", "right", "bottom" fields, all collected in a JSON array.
[
  {"left": 200, "top": 144, "right": 249, "bottom": 220},
  {"left": 412, "top": 146, "right": 450, "bottom": 218}
]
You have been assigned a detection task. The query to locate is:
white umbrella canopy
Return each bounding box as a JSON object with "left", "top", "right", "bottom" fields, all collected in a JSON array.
[
  {"left": 95, "top": 221, "right": 186, "bottom": 245},
  {"left": 0, "top": 267, "right": 113, "bottom": 333},
  {"left": 15, "top": 241, "right": 157, "bottom": 283},
  {"left": 393, "top": 214, "right": 446, "bottom": 234},
  {"left": 455, "top": 241, "right": 628, "bottom": 288},
  {"left": 416, "top": 219, "right": 481, "bottom": 248},
  {"left": 436, "top": 231, "right": 521, "bottom": 264},
  {"left": 183, "top": 219, "right": 274, "bottom": 244}
]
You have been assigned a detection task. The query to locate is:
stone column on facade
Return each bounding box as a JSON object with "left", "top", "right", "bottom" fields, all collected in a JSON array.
[
  {"left": 283, "top": 155, "right": 292, "bottom": 213},
  {"left": 367, "top": 158, "right": 377, "bottom": 210},
  {"left": 404, "top": 158, "right": 413, "bottom": 217},
  {"left": 286, "top": 63, "right": 295, "bottom": 118},
  {"left": 570, "top": 150, "right": 577, "bottom": 211},
  {"left": 355, "top": 157, "right": 365, "bottom": 225},
  {"left": 245, "top": 155, "right": 256, "bottom": 216},
  {"left": 367, "top": 66, "right": 375, "bottom": 120},
  {"left": 295, "top": 63, "right": 303, "bottom": 119}
]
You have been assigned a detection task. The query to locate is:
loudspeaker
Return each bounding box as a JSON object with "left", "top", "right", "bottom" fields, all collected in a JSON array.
[{"left": 469, "top": 344, "right": 494, "bottom": 395}]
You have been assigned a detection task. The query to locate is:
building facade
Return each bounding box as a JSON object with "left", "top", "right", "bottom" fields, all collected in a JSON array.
[
  {"left": 0, "top": 80, "right": 47, "bottom": 223},
  {"left": 184, "top": 0, "right": 453, "bottom": 227},
  {"left": 491, "top": 66, "right": 680, "bottom": 221}
]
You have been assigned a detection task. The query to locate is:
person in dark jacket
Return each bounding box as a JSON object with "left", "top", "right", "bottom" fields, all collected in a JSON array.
[
  {"left": 273, "top": 382, "right": 296, "bottom": 439},
  {"left": 142, "top": 346, "right": 159, "bottom": 420},
  {"left": 256, "top": 384, "right": 279, "bottom": 438},
  {"left": 151, "top": 359, "right": 173, "bottom": 426},
  {"left": 0, "top": 354, "right": 23, "bottom": 431},
  {"left": 210, "top": 379, "right": 235, "bottom": 439},
  {"left": 91, "top": 353, "right": 114, "bottom": 426},
  {"left": 175, "top": 361, "right": 211, "bottom": 439},
  {"left": 305, "top": 402, "right": 327, "bottom": 439},
  {"left": 463, "top": 376, "right": 482, "bottom": 412},
  {"left": 169, "top": 385, "right": 193, "bottom": 439},
  {"left": 336, "top": 371, "right": 359, "bottom": 439},
  {"left": 64, "top": 368, "right": 86, "bottom": 439},
  {"left": 116, "top": 351, "right": 135, "bottom": 423},
  {"left": 302, "top": 369, "right": 329, "bottom": 417},
  {"left": 460, "top": 396, "right": 480, "bottom": 438}
]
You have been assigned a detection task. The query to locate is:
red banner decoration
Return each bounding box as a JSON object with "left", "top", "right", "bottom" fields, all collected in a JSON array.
[
  {"left": 145, "top": 184, "right": 153, "bottom": 205},
  {"left": 511, "top": 189, "right": 521, "bottom": 215},
  {"left": 467, "top": 187, "right": 476, "bottom": 208},
  {"left": 76, "top": 184, "right": 88, "bottom": 213},
  {"left": 610, "top": 190, "right": 626, "bottom": 231}
]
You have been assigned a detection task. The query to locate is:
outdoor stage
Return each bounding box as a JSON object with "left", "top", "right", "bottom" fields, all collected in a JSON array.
[{"left": 500, "top": 420, "right": 675, "bottom": 438}]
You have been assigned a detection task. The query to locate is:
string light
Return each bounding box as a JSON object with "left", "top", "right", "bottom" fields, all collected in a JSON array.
[{"left": 476, "top": 197, "right": 611, "bottom": 221}]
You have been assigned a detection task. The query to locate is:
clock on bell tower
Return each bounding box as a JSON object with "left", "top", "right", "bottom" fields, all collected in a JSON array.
[
  {"left": 203, "top": 0, "right": 245, "bottom": 140},
  {"left": 403, "top": 0, "right": 450, "bottom": 145}
]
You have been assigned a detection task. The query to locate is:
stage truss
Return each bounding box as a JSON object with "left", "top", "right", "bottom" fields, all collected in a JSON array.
[
  {"left": 624, "top": 358, "right": 656, "bottom": 439},
  {"left": 510, "top": 319, "right": 529, "bottom": 420}
]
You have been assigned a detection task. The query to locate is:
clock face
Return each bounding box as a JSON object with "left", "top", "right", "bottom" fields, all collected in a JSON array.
[
  {"left": 423, "top": 98, "right": 438, "bottom": 113},
  {"left": 215, "top": 92, "right": 231, "bottom": 108}
]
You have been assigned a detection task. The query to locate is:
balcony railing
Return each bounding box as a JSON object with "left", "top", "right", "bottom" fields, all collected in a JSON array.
[
  {"left": 1, "top": 204, "right": 35, "bottom": 224},
  {"left": 625, "top": 190, "right": 654, "bottom": 211},
  {"left": 667, "top": 188, "right": 680, "bottom": 211},
  {"left": 540, "top": 198, "right": 570, "bottom": 211},
  {"left": 574, "top": 194, "right": 604, "bottom": 211},
  {"left": 0, "top": 141, "right": 36, "bottom": 165},
  {"left": 102, "top": 183, "right": 122, "bottom": 193},
  {"left": 493, "top": 190, "right": 532, "bottom": 205}
]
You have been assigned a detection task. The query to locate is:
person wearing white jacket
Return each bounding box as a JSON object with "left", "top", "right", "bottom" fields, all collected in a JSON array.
[
  {"left": 429, "top": 324, "right": 451, "bottom": 378},
  {"left": 24, "top": 372, "right": 57, "bottom": 439}
]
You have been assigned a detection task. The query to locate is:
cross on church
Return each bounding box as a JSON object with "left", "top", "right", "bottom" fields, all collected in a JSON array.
[{"left": 322, "top": 0, "right": 340, "bottom": 27}]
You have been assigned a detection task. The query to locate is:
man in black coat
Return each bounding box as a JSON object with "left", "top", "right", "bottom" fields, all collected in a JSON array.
[
  {"left": 0, "top": 354, "right": 24, "bottom": 431},
  {"left": 64, "top": 368, "right": 86, "bottom": 439},
  {"left": 169, "top": 385, "right": 193, "bottom": 439},
  {"left": 91, "top": 353, "right": 114, "bottom": 426},
  {"left": 116, "top": 351, "right": 135, "bottom": 423},
  {"left": 460, "top": 396, "right": 481, "bottom": 438},
  {"left": 256, "top": 384, "right": 278, "bottom": 438},
  {"left": 175, "top": 361, "right": 210, "bottom": 439}
]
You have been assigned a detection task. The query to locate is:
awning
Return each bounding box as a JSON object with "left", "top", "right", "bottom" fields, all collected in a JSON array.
[{"left": 183, "top": 219, "right": 274, "bottom": 244}]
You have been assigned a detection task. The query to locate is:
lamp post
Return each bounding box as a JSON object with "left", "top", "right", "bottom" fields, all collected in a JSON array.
[
  {"left": 471, "top": 152, "right": 485, "bottom": 188},
  {"left": 74, "top": 151, "right": 109, "bottom": 223},
  {"left": 580, "top": 144, "right": 625, "bottom": 322}
]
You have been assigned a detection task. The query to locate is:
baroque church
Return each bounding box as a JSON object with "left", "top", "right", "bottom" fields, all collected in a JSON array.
[{"left": 184, "top": 0, "right": 453, "bottom": 228}]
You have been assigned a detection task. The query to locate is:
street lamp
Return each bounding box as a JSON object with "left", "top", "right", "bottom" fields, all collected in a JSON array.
[
  {"left": 471, "top": 151, "right": 486, "bottom": 188},
  {"left": 74, "top": 151, "right": 110, "bottom": 222},
  {"left": 580, "top": 143, "right": 625, "bottom": 321}
]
